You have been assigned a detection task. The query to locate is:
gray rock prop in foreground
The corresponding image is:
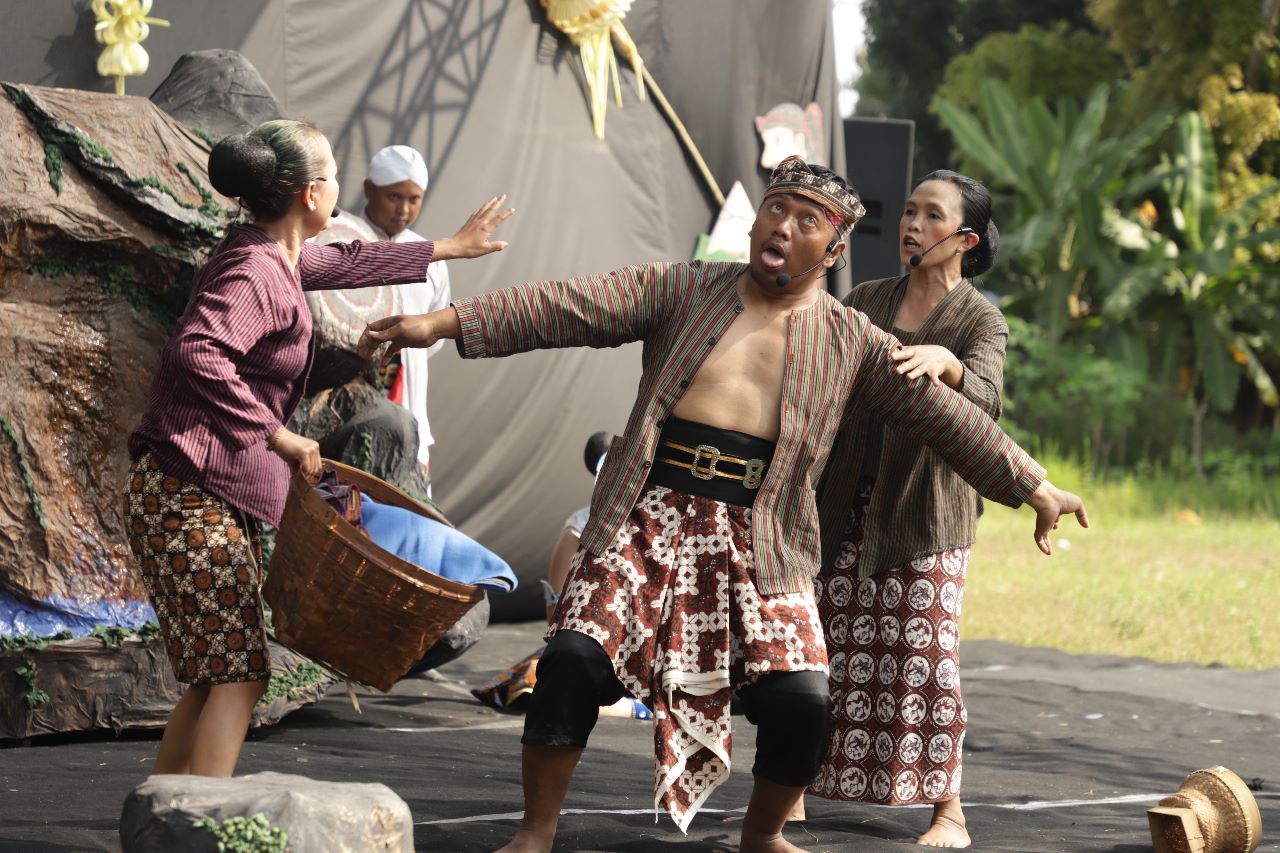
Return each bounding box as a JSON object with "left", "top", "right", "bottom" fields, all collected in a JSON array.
[{"left": 120, "top": 771, "right": 413, "bottom": 853}]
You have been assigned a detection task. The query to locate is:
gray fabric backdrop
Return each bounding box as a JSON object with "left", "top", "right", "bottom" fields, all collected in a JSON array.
[{"left": 2, "top": 0, "right": 846, "bottom": 618}]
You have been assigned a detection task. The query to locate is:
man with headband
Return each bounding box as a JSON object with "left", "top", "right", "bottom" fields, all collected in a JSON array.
[
  {"left": 359, "top": 156, "right": 1088, "bottom": 852},
  {"left": 358, "top": 145, "right": 451, "bottom": 480}
]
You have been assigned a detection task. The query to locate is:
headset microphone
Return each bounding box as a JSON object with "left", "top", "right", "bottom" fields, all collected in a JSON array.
[
  {"left": 776, "top": 236, "right": 841, "bottom": 287},
  {"left": 907, "top": 225, "right": 975, "bottom": 268}
]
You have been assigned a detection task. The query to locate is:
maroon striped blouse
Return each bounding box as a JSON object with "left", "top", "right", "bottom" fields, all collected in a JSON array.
[
  {"left": 454, "top": 261, "right": 1046, "bottom": 596},
  {"left": 128, "top": 224, "right": 435, "bottom": 524}
]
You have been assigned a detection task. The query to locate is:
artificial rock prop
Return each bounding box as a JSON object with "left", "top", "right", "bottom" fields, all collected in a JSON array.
[
  {"left": 120, "top": 771, "right": 413, "bottom": 853},
  {"left": 0, "top": 82, "right": 315, "bottom": 736},
  {"left": 149, "top": 49, "right": 284, "bottom": 140},
  {"left": 0, "top": 82, "right": 234, "bottom": 630},
  {"left": 0, "top": 634, "right": 335, "bottom": 741}
]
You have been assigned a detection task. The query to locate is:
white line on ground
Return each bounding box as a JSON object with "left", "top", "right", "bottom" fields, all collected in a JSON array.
[
  {"left": 419, "top": 806, "right": 745, "bottom": 825},
  {"left": 1195, "top": 701, "right": 1280, "bottom": 719},
  {"left": 969, "top": 793, "right": 1160, "bottom": 811},
  {"left": 419, "top": 791, "right": 1274, "bottom": 825}
]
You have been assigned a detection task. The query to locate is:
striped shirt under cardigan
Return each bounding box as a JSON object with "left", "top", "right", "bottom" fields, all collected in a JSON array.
[
  {"left": 454, "top": 261, "right": 1043, "bottom": 596},
  {"left": 817, "top": 275, "right": 1010, "bottom": 578},
  {"left": 128, "top": 224, "right": 436, "bottom": 525}
]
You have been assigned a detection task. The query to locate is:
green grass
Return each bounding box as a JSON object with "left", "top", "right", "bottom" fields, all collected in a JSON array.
[{"left": 964, "top": 459, "right": 1280, "bottom": 670}]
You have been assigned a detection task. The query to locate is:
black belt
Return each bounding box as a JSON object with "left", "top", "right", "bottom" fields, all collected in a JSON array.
[{"left": 647, "top": 417, "right": 775, "bottom": 507}]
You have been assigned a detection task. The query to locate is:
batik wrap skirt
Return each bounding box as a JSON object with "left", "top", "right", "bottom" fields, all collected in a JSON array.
[
  {"left": 809, "top": 488, "right": 969, "bottom": 805},
  {"left": 550, "top": 484, "right": 827, "bottom": 832},
  {"left": 124, "top": 451, "right": 270, "bottom": 686}
]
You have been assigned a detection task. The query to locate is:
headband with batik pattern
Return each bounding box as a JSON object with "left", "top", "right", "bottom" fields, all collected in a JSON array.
[{"left": 763, "top": 155, "right": 866, "bottom": 235}]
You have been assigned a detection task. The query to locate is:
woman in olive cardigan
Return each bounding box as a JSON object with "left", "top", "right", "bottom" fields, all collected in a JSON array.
[{"left": 808, "top": 170, "right": 1006, "bottom": 849}]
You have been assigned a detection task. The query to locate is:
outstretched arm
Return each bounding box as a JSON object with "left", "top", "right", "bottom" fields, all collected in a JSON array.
[
  {"left": 361, "top": 261, "right": 691, "bottom": 361},
  {"left": 359, "top": 307, "right": 461, "bottom": 364},
  {"left": 429, "top": 195, "right": 514, "bottom": 260},
  {"left": 299, "top": 195, "right": 514, "bottom": 291}
]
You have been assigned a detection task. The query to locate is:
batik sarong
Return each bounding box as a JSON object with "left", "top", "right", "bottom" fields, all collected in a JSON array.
[
  {"left": 809, "top": 490, "right": 969, "bottom": 805},
  {"left": 550, "top": 484, "right": 827, "bottom": 831},
  {"left": 125, "top": 451, "right": 270, "bottom": 685}
]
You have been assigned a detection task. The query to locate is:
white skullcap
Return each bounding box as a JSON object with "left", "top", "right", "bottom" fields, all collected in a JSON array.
[{"left": 367, "top": 145, "right": 429, "bottom": 190}]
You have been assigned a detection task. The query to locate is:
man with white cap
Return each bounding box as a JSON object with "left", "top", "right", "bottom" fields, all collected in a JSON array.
[{"left": 359, "top": 144, "right": 451, "bottom": 481}]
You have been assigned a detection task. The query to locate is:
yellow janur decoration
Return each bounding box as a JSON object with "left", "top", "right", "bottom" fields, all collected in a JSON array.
[
  {"left": 541, "top": 0, "right": 646, "bottom": 139},
  {"left": 92, "top": 0, "right": 170, "bottom": 95}
]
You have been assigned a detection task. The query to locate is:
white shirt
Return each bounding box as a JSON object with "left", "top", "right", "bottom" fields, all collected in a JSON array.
[{"left": 361, "top": 209, "right": 452, "bottom": 467}]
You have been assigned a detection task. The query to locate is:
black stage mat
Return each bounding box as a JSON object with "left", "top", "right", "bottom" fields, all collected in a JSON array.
[{"left": 2, "top": 622, "right": 1276, "bottom": 852}]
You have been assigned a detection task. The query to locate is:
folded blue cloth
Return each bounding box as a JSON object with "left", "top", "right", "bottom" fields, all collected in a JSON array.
[{"left": 358, "top": 494, "right": 518, "bottom": 593}]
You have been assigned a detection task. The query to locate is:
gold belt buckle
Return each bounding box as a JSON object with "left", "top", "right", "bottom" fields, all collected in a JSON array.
[
  {"left": 689, "top": 444, "right": 721, "bottom": 480},
  {"left": 743, "top": 459, "right": 765, "bottom": 489}
]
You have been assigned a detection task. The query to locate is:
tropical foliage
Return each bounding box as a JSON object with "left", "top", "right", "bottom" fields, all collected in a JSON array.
[
  {"left": 932, "top": 81, "right": 1280, "bottom": 473},
  {"left": 856, "top": 0, "right": 1280, "bottom": 478}
]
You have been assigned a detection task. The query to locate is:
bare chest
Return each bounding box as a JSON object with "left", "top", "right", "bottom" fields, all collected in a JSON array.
[{"left": 673, "top": 305, "right": 790, "bottom": 439}]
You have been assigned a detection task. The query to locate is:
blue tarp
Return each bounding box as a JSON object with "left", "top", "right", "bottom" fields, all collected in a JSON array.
[{"left": 0, "top": 589, "right": 155, "bottom": 640}]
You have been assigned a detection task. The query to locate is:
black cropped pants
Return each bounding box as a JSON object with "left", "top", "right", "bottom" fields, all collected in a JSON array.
[{"left": 523, "top": 629, "right": 833, "bottom": 787}]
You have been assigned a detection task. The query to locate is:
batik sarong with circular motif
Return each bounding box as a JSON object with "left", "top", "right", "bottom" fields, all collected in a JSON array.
[
  {"left": 809, "top": 490, "right": 970, "bottom": 805},
  {"left": 125, "top": 451, "right": 270, "bottom": 686},
  {"left": 550, "top": 484, "right": 827, "bottom": 832}
]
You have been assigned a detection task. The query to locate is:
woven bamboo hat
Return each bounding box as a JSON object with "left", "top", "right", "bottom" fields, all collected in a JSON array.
[{"left": 1152, "top": 766, "right": 1262, "bottom": 853}]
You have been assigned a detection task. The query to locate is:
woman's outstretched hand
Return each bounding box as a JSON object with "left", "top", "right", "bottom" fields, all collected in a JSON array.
[
  {"left": 1026, "top": 480, "right": 1090, "bottom": 555},
  {"left": 433, "top": 194, "right": 515, "bottom": 260}
]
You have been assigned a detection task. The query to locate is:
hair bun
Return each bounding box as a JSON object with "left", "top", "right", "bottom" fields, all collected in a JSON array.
[
  {"left": 208, "top": 133, "right": 276, "bottom": 199},
  {"left": 964, "top": 220, "right": 1000, "bottom": 277}
]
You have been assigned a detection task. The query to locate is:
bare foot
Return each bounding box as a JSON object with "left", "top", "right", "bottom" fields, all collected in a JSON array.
[
  {"left": 916, "top": 800, "right": 970, "bottom": 848},
  {"left": 739, "top": 829, "right": 808, "bottom": 852},
  {"left": 494, "top": 829, "right": 554, "bottom": 853},
  {"left": 785, "top": 796, "right": 806, "bottom": 822}
]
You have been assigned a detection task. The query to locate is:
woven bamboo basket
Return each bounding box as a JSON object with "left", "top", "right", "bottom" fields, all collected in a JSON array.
[
  {"left": 1149, "top": 766, "right": 1263, "bottom": 853},
  {"left": 262, "top": 460, "right": 484, "bottom": 692}
]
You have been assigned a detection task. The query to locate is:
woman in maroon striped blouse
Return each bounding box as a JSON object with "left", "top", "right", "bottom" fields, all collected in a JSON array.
[{"left": 124, "top": 119, "right": 512, "bottom": 779}]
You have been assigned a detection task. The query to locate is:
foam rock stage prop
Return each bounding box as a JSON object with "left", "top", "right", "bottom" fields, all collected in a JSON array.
[
  {"left": 121, "top": 771, "right": 413, "bottom": 853},
  {"left": 0, "top": 635, "right": 334, "bottom": 740},
  {"left": 0, "top": 81, "right": 330, "bottom": 737},
  {"left": 150, "top": 49, "right": 284, "bottom": 141}
]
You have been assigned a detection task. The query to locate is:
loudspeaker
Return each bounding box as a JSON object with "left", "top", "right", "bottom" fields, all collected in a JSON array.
[{"left": 842, "top": 117, "right": 914, "bottom": 292}]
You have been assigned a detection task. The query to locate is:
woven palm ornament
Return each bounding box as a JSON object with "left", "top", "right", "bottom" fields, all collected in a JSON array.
[
  {"left": 541, "top": 0, "right": 646, "bottom": 139},
  {"left": 92, "top": 0, "right": 170, "bottom": 95}
]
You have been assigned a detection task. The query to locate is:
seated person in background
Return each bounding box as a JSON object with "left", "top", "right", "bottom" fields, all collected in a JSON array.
[
  {"left": 474, "top": 432, "right": 647, "bottom": 720},
  {"left": 543, "top": 431, "right": 614, "bottom": 621}
]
